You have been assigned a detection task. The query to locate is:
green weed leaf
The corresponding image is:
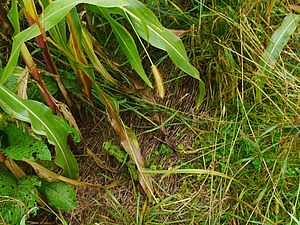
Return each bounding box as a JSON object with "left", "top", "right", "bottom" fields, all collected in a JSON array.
[
  {"left": 0, "top": 84, "right": 79, "bottom": 179},
  {"left": 39, "top": 180, "right": 77, "bottom": 210},
  {"left": 0, "top": 123, "right": 51, "bottom": 161},
  {"left": 0, "top": 169, "right": 40, "bottom": 225},
  {"left": 102, "top": 141, "right": 126, "bottom": 163}
]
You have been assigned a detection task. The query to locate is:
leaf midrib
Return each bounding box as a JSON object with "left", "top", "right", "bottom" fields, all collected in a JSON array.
[
  {"left": 0, "top": 85, "right": 71, "bottom": 175},
  {"left": 121, "top": 7, "right": 187, "bottom": 62},
  {"left": 264, "top": 14, "right": 300, "bottom": 67}
]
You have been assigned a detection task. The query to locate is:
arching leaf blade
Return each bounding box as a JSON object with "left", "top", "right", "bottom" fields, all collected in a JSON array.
[
  {"left": 0, "top": 84, "right": 79, "bottom": 179},
  {"left": 260, "top": 13, "right": 300, "bottom": 73},
  {"left": 121, "top": 0, "right": 200, "bottom": 80},
  {"left": 100, "top": 8, "right": 152, "bottom": 87}
]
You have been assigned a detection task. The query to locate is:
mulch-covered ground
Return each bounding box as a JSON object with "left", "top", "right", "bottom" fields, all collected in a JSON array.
[{"left": 30, "top": 74, "right": 213, "bottom": 224}]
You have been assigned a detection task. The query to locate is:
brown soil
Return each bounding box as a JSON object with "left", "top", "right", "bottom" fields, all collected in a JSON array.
[{"left": 30, "top": 74, "right": 214, "bottom": 224}]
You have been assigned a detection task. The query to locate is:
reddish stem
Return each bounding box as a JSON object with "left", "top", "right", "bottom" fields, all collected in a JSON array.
[
  {"left": 24, "top": 9, "right": 73, "bottom": 108},
  {"left": 20, "top": 43, "right": 57, "bottom": 113},
  {"left": 0, "top": 151, "right": 6, "bottom": 162},
  {"left": 31, "top": 67, "right": 57, "bottom": 113},
  {"left": 0, "top": 1, "right": 56, "bottom": 113}
]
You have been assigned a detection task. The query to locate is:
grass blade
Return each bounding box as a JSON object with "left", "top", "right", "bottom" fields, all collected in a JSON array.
[
  {"left": 81, "top": 27, "right": 117, "bottom": 84},
  {"left": 257, "top": 13, "right": 300, "bottom": 102},
  {"left": 104, "top": 186, "right": 134, "bottom": 224},
  {"left": 99, "top": 7, "right": 152, "bottom": 88}
]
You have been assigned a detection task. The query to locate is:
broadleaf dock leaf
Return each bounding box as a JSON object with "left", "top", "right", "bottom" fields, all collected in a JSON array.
[{"left": 39, "top": 180, "right": 77, "bottom": 210}]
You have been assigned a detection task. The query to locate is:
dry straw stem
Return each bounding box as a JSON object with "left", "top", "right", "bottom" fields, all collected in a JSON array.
[
  {"left": 95, "top": 85, "right": 155, "bottom": 200},
  {"left": 232, "top": 196, "right": 277, "bottom": 225},
  {"left": 4, "top": 157, "right": 26, "bottom": 179},
  {"left": 22, "top": 158, "right": 121, "bottom": 189},
  {"left": 143, "top": 168, "right": 236, "bottom": 182}
]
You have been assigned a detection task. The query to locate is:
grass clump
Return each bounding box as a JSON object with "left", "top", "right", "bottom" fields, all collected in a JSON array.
[
  {"left": 118, "top": 0, "right": 299, "bottom": 224},
  {"left": 0, "top": 0, "right": 299, "bottom": 224}
]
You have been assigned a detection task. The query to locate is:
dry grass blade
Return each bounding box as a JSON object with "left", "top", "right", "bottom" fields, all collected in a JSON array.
[
  {"left": 95, "top": 86, "right": 154, "bottom": 199},
  {"left": 231, "top": 196, "right": 277, "bottom": 225},
  {"left": 67, "top": 13, "right": 93, "bottom": 100},
  {"left": 17, "top": 68, "right": 29, "bottom": 99},
  {"left": 291, "top": 5, "right": 300, "bottom": 13},
  {"left": 167, "top": 28, "right": 191, "bottom": 37},
  {"left": 4, "top": 158, "right": 26, "bottom": 179},
  {"left": 81, "top": 27, "right": 117, "bottom": 85},
  {"left": 121, "top": 127, "right": 154, "bottom": 198},
  {"left": 22, "top": 158, "right": 121, "bottom": 189}
]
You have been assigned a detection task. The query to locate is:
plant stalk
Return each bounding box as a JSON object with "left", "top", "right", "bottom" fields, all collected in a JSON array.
[
  {"left": 66, "top": 13, "right": 93, "bottom": 99},
  {"left": 0, "top": 0, "right": 56, "bottom": 113},
  {"left": 23, "top": 7, "right": 73, "bottom": 108},
  {"left": 20, "top": 43, "right": 57, "bottom": 113}
]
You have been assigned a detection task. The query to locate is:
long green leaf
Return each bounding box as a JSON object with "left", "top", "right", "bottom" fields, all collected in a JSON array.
[
  {"left": 256, "top": 13, "right": 300, "bottom": 102},
  {"left": 0, "top": 84, "right": 79, "bottom": 179},
  {"left": 7, "top": 0, "right": 20, "bottom": 36},
  {"left": 100, "top": 8, "right": 152, "bottom": 87},
  {"left": 0, "top": 0, "right": 130, "bottom": 84},
  {"left": 121, "top": 0, "right": 201, "bottom": 80},
  {"left": 260, "top": 13, "right": 300, "bottom": 74}
]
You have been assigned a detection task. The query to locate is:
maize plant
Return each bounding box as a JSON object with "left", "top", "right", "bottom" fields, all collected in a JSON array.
[{"left": 0, "top": 1, "right": 204, "bottom": 220}]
